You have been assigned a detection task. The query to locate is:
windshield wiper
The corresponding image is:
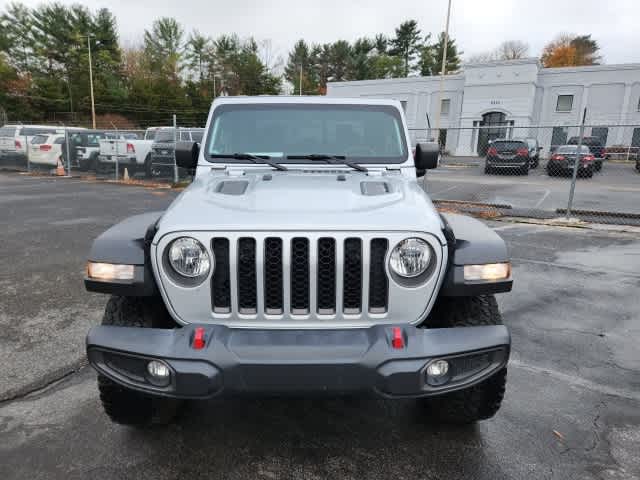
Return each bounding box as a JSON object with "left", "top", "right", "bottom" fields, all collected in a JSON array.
[
  {"left": 209, "top": 153, "right": 288, "bottom": 171},
  {"left": 286, "top": 154, "right": 367, "bottom": 172}
]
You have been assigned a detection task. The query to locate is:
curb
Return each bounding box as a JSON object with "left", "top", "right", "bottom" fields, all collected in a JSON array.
[
  {"left": 555, "top": 208, "right": 640, "bottom": 220},
  {"left": 433, "top": 199, "right": 513, "bottom": 210}
]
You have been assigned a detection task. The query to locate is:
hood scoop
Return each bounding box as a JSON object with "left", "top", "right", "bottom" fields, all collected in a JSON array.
[
  {"left": 216, "top": 180, "right": 249, "bottom": 196},
  {"left": 360, "top": 181, "right": 390, "bottom": 196}
]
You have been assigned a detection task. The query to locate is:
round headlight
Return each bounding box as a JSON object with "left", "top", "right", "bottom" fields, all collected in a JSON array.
[
  {"left": 389, "top": 238, "right": 431, "bottom": 278},
  {"left": 168, "top": 237, "right": 212, "bottom": 278}
]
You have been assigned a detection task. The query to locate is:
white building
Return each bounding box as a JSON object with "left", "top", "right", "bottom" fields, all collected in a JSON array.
[{"left": 326, "top": 58, "right": 640, "bottom": 156}]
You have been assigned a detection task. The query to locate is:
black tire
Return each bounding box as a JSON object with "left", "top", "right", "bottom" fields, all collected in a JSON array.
[
  {"left": 585, "top": 166, "right": 594, "bottom": 178},
  {"left": 520, "top": 163, "right": 529, "bottom": 175},
  {"left": 144, "top": 154, "right": 153, "bottom": 179},
  {"left": 595, "top": 160, "right": 602, "bottom": 172},
  {"left": 484, "top": 164, "right": 492, "bottom": 174},
  {"left": 420, "top": 295, "right": 507, "bottom": 424},
  {"left": 97, "top": 296, "right": 182, "bottom": 426}
]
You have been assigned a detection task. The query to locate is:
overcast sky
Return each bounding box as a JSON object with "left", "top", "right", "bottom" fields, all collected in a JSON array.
[{"left": 7, "top": 0, "right": 640, "bottom": 65}]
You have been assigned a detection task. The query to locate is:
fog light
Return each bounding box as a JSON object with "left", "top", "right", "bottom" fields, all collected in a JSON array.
[
  {"left": 425, "top": 359, "right": 450, "bottom": 386},
  {"left": 146, "top": 360, "right": 171, "bottom": 386}
]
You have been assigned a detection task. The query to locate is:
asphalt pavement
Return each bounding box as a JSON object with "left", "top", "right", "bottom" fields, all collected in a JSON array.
[
  {"left": 1, "top": 172, "right": 639, "bottom": 480},
  {"left": 425, "top": 160, "right": 640, "bottom": 221}
]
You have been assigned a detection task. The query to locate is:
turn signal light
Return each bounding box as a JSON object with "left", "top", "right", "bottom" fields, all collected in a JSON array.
[
  {"left": 463, "top": 262, "right": 511, "bottom": 282},
  {"left": 87, "top": 261, "right": 135, "bottom": 281}
]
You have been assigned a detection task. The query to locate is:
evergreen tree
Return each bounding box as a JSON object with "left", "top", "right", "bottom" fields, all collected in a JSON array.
[{"left": 389, "top": 20, "right": 422, "bottom": 76}]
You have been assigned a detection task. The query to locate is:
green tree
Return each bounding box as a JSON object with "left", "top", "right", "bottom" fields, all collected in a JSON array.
[
  {"left": 349, "top": 37, "right": 375, "bottom": 80},
  {"left": 185, "top": 31, "right": 211, "bottom": 82},
  {"left": 144, "top": 17, "right": 184, "bottom": 80},
  {"left": 419, "top": 32, "right": 461, "bottom": 76},
  {"left": 329, "top": 40, "right": 351, "bottom": 81},
  {"left": 389, "top": 20, "right": 422, "bottom": 76},
  {"left": 285, "top": 39, "right": 318, "bottom": 95}
]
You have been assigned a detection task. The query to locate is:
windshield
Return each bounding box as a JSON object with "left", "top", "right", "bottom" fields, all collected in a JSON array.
[
  {"left": 206, "top": 104, "right": 408, "bottom": 164},
  {"left": 492, "top": 141, "right": 526, "bottom": 151},
  {"left": 0, "top": 126, "right": 17, "bottom": 137},
  {"left": 557, "top": 145, "right": 590, "bottom": 154},
  {"left": 155, "top": 129, "right": 175, "bottom": 143}
]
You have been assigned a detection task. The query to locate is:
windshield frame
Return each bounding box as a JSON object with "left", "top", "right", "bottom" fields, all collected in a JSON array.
[{"left": 204, "top": 103, "right": 409, "bottom": 166}]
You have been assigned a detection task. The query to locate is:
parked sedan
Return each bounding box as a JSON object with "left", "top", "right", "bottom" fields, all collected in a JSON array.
[
  {"left": 546, "top": 145, "right": 595, "bottom": 178},
  {"left": 484, "top": 139, "right": 531, "bottom": 175},
  {"left": 28, "top": 134, "right": 66, "bottom": 167},
  {"left": 567, "top": 136, "right": 607, "bottom": 172}
]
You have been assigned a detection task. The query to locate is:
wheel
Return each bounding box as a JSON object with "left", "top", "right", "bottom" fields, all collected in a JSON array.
[
  {"left": 595, "top": 160, "right": 602, "bottom": 172},
  {"left": 419, "top": 295, "right": 507, "bottom": 424},
  {"left": 484, "top": 164, "right": 492, "bottom": 174},
  {"left": 97, "top": 296, "right": 182, "bottom": 426},
  {"left": 144, "top": 154, "right": 153, "bottom": 179},
  {"left": 520, "top": 163, "right": 529, "bottom": 175},
  {"left": 585, "top": 166, "right": 594, "bottom": 178}
]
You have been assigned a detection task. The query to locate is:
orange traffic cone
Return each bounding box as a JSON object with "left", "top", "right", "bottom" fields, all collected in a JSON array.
[{"left": 56, "top": 157, "right": 65, "bottom": 176}]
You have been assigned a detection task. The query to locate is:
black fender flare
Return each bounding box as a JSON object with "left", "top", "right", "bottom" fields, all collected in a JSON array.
[
  {"left": 439, "top": 213, "right": 513, "bottom": 296},
  {"left": 84, "top": 211, "right": 162, "bottom": 296}
]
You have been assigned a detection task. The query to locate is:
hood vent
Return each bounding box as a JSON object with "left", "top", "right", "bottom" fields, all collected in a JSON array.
[
  {"left": 216, "top": 180, "right": 249, "bottom": 196},
  {"left": 361, "top": 181, "right": 390, "bottom": 196}
]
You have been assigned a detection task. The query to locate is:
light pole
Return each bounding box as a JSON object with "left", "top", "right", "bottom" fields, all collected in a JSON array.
[
  {"left": 85, "top": 33, "right": 97, "bottom": 129},
  {"left": 434, "top": 0, "right": 452, "bottom": 145}
]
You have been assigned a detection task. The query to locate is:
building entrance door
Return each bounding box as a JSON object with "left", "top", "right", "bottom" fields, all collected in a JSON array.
[{"left": 477, "top": 112, "right": 511, "bottom": 155}]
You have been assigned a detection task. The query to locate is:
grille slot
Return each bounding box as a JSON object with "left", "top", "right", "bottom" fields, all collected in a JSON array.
[
  {"left": 237, "top": 238, "right": 257, "bottom": 313},
  {"left": 211, "top": 238, "right": 231, "bottom": 313},
  {"left": 369, "top": 239, "right": 389, "bottom": 313},
  {"left": 343, "top": 238, "right": 362, "bottom": 313},
  {"left": 290, "top": 238, "right": 310, "bottom": 314},
  {"left": 317, "top": 238, "right": 336, "bottom": 314},
  {"left": 264, "top": 237, "right": 284, "bottom": 314}
]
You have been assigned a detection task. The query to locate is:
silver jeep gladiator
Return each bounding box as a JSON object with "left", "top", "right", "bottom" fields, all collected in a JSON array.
[{"left": 84, "top": 97, "right": 513, "bottom": 426}]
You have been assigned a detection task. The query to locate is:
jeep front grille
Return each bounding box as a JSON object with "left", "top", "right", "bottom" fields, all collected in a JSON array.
[{"left": 210, "top": 235, "right": 388, "bottom": 317}]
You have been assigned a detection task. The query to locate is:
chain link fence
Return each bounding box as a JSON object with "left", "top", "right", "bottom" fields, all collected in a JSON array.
[
  {"left": 0, "top": 118, "right": 203, "bottom": 184},
  {"left": 410, "top": 120, "right": 640, "bottom": 225},
  {"left": 2, "top": 116, "right": 640, "bottom": 226}
]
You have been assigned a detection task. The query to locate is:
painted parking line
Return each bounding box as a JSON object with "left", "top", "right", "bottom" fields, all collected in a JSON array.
[{"left": 534, "top": 189, "right": 551, "bottom": 208}]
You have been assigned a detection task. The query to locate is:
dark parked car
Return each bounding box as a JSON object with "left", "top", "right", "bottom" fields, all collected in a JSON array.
[
  {"left": 484, "top": 139, "right": 531, "bottom": 175},
  {"left": 546, "top": 145, "right": 595, "bottom": 178},
  {"left": 150, "top": 128, "right": 204, "bottom": 174},
  {"left": 567, "top": 136, "right": 607, "bottom": 172},
  {"left": 516, "top": 138, "right": 542, "bottom": 168}
]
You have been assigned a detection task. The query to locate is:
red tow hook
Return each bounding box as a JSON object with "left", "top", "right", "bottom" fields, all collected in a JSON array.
[
  {"left": 391, "top": 327, "right": 405, "bottom": 349},
  {"left": 192, "top": 327, "right": 206, "bottom": 350}
]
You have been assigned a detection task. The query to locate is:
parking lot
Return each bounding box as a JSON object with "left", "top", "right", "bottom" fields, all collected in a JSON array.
[
  {"left": 426, "top": 160, "right": 640, "bottom": 221},
  {"left": 1, "top": 172, "right": 639, "bottom": 480}
]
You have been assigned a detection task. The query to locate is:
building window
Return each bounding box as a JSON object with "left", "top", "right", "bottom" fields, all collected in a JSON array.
[
  {"left": 637, "top": 97, "right": 640, "bottom": 111},
  {"left": 441, "top": 99, "right": 451, "bottom": 116},
  {"left": 591, "top": 127, "right": 609, "bottom": 145},
  {"left": 631, "top": 128, "right": 640, "bottom": 148},
  {"left": 556, "top": 95, "right": 573, "bottom": 112}
]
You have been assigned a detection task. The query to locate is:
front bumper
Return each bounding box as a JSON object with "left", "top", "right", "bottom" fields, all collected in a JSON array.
[{"left": 87, "top": 324, "right": 510, "bottom": 399}]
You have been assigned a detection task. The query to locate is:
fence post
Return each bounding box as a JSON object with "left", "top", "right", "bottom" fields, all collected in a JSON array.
[
  {"left": 25, "top": 131, "right": 30, "bottom": 173},
  {"left": 64, "top": 126, "right": 71, "bottom": 176},
  {"left": 566, "top": 108, "right": 587, "bottom": 219},
  {"left": 173, "top": 114, "right": 178, "bottom": 184}
]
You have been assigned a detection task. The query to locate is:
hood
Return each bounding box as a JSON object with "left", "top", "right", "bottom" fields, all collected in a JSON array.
[{"left": 157, "top": 169, "right": 444, "bottom": 239}]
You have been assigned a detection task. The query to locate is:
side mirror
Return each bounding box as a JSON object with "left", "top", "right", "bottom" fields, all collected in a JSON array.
[
  {"left": 414, "top": 142, "right": 439, "bottom": 171},
  {"left": 175, "top": 141, "right": 199, "bottom": 170}
]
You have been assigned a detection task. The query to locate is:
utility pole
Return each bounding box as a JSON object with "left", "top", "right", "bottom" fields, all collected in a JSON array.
[
  {"left": 299, "top": 64, "right": 303, "bottom": 96},
  {"left": 87, "top": 34, "right": 96, "bottom": 129},
  {"left": 434, "top": 0, "right": 453, "bottom": 145}
]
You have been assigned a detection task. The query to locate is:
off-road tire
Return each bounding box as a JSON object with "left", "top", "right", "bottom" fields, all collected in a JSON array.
[
  {"left": 420, "top": 295, "right": 507, "bottom": 424},
  {"left": 97, "top": 296, "right": 182, "bottom": 426}
]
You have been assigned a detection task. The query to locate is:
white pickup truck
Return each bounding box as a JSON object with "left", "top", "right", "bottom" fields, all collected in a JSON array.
[{"left": 97, "top": 127, "right": 163, "bottom": 177}]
